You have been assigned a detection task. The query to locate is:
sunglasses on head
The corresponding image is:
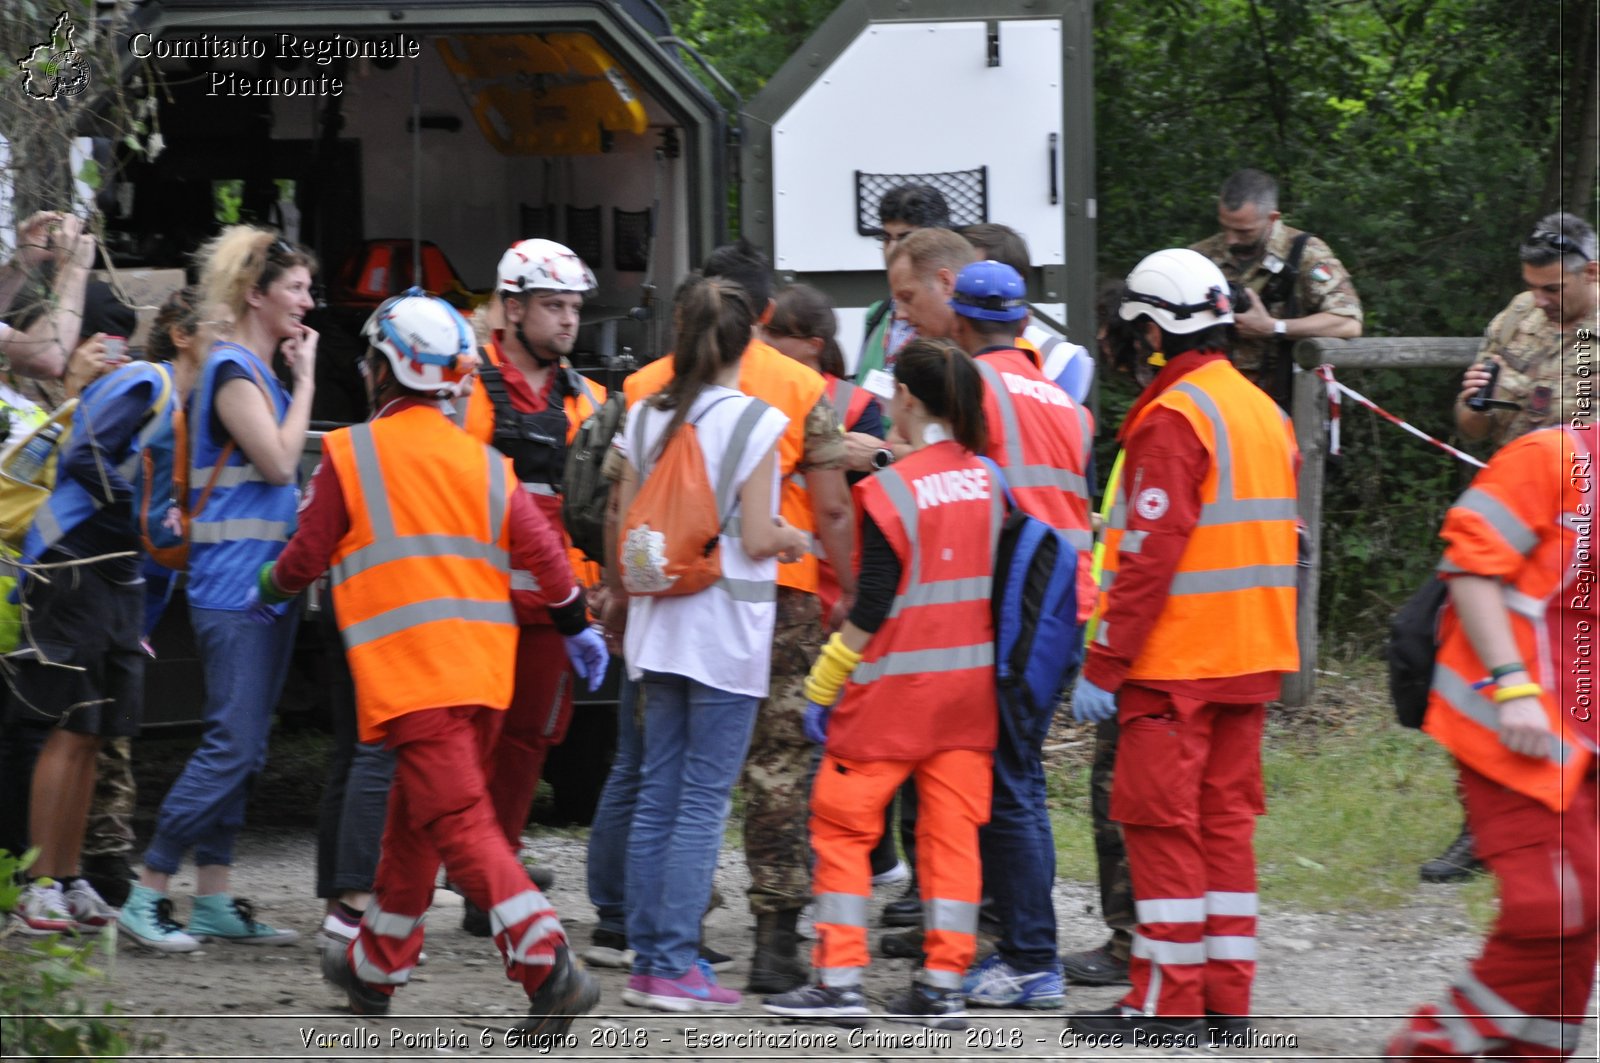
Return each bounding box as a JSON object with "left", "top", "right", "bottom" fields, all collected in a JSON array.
[{"left": 1528, "top": 229, "right": 1594, "bottom": 262}]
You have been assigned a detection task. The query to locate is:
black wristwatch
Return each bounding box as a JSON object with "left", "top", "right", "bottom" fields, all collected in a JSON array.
[{"left": 871, "top": 448, "right": 894, "bottom": 470}]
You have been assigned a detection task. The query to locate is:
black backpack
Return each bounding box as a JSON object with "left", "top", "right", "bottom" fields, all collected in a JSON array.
[
  {"left": 1387, "top": 575, "right": 1448, "bottom": 729},
  {"left": 561, "top": 391, "right": 626, "bottom": 565}
]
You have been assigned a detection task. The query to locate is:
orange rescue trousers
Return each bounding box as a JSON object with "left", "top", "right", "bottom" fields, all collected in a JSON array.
[
  {"left": 810, "top": 749, "right": 992, "bottom": 989},
  {"left": 348, "top": 705, "right": 567, "bottom": 999}
]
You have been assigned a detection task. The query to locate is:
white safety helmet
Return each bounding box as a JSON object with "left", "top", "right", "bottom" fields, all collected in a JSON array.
[
  {"left": 1118, "top": 248, "right": 1236, "bottom": 335},
  {"left": 362, "top": 288, "right": 474, "bottom": 398},
  {"left": 495, "top": 238, "right": 596, "bottom": 295}
]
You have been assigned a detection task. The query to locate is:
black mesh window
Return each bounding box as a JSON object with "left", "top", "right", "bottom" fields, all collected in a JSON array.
[{"left": 855, "top": 167, "right": 988, "bottom": 236}]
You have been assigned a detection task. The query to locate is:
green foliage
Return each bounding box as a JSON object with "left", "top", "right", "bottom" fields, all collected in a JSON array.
[{"left": 0, "top": 849, "right": 155, "bottom": 1060}]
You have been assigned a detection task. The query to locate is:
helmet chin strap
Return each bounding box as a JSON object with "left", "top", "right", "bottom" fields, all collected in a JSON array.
[{"left": 513, "top": 323, "right": 560, "bottom": 367}]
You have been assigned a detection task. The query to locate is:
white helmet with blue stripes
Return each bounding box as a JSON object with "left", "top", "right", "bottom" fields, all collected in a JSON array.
[{"left": 362, "top": 287, "right": 474, "bottom": 398}]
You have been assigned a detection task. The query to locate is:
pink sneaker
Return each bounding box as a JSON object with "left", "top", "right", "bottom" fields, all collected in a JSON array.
[{"left": 621, "top": 959, "right": 742, "bottom": 1012}]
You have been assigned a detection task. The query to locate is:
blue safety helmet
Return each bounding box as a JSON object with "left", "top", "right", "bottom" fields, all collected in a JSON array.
[{"left": 950, "top": 260, "right": 1029, "bottom": 322}]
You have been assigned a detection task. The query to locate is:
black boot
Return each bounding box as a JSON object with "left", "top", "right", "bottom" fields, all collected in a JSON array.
[
  {"left": 1420, "top": 825, "right": 1483, "bottom": 882},
  {"left": 747, "top": 910, "right": 809, "bottom": 993}
]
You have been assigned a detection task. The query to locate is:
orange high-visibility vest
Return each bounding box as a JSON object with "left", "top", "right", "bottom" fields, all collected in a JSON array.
[
  {"left": 827, "top": 441, "right": 1005, "bottom": 761},
  {"left": 323, "top": 405, "right": 519, "bottom": 741},
  {"left": 624, "top": 340, "right": 827, "bottom": 593},
  {"left": 975, "top": 348, "right": 1095, "bottom": 620},
  {"left": 1094, "top": 358, "right": 1299, "bottom": 680},
  {"left": 460, "top": 339, "right": 605, "bottom": 601},
  {"left": 1426, "top": 426, "right": 1597, "bottom": 812}
]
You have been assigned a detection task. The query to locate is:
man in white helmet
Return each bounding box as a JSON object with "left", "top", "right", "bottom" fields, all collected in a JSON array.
[
  {"left": 1065, "top": 250, "right": 1300, "bottom": 1045},
  {"left": 456, "top": 239, "right": 610, "bottom": 931},
  {"left": 254, "top": 290, "right": 607, "bottom": 1033}
]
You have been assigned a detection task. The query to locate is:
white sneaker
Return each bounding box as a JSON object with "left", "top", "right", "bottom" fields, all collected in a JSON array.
[
  {"left": 63, "top": 878, "right": 117, "bottom": 932},
  {"left": 13, "top": 881, "right": 73, "bottom": 935},
  {"left": 871, "top": 860, "right": 910, "bottom": 886}
]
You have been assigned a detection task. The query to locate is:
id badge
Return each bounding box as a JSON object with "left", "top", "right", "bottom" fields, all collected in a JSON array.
[{"left": 862, "top": 368, "right": 896, "bottom": 401}]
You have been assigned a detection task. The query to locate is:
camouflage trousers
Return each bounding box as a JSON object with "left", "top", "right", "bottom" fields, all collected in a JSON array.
[
  {"left": 741, "top": 588, "right": 823, "bottom": 915},
  {"left": 83, "top": 736, "right": 136, "bottom": 858},
  {"left": 1090, "top": 717, "right": 1134, "bottom": 960}
]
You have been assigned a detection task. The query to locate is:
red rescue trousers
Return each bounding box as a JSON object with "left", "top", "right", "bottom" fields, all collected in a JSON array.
[
  {"left": 486, "top": 625, "right": 574, "bottom": 850},
  {"left": 349, "top": 705, "right": 567, "bottom": 999},
  {"left": 810, "top": 749, "right": 992, "bottom": 990},
  {"left": 1388, "top": 763, "right": 1597, "bottom": 1060},
  {"left": 1112, "top": 686, "right": 1266, "bottom": 1018}
]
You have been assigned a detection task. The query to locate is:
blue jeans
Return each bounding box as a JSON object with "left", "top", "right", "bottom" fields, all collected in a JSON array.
[
  {"left": 587, "top": 672, "right": 643, "bottom": 935},
  {"left": 625, "top": 671, "right": 758, "bottom": 979},
  {"left": 144, "top": 605, "right": 299, "bottom": 874},
  {"left": 979, "top": 690, "right": 1060, "bottom": 973}
]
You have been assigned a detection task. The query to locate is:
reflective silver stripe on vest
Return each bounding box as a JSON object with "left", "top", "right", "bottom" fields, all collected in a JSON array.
[
  {"left": 1454, "top": 971, "right": 1580, "bottom": 1051},
  {"left": 831, "top": 379, "right": 858, "bottom": 422},
  {"left": 1454, "top": 487, "right": 1538, "bottom": 555},
  {"left": 1432, "top": 665, "right": 1572, "bottom": 765},
  {"left": 888, "top": 576, "right": 992, "bottom": 618},
  {"left": 854, "top": 642, "right": 994, "bottom": 682},
  {"left": 1168, "top": 565, "right": 1299, "bottom": 596},
  {"left": 511, "top": 570, "right": 542, "bottom": 592},
  {"left": 924, "top": 898, "right": 979, "bottom": 935},
  {"left": 1205, "top": 935, "right": 1258, "bottom": 961},
  {"left": 707, "top": 399, "right": 779, "bottom": 598},
  {"left": 713, "top": 577, "right": 778, "bottom": 603},
  {"left": 975, "top": 359, "right": 1090, "bottom": 500},
  {"left": 1063, "top": 526, "right": 1093, "bottom": 550},
  {"left": 364, "top": 904, "right": 426, "bottom": 939},
  {"left": 1196, "top": 497, "right": 1299, "bottom": 526},
  {"left": 1130, "top": 932, "right": 1205, "bottom": 966},
  {"left": 29, "top": 499, "right": 64, "bottom": 550},
  {"left": 1204, "top": 891, "right": 1258, "bottom": 917},
  {"left": 188, "top": 518, "right": 291, "bottom": 544},
  {"left": 334, "top": 534, "right": 510, "bottom": 583},
  {"left": 1135, "top": 897, "right": 1205, "bottom": 924},
  {"left": 348, "top": 425, "right": 396, "bottom": 539},
  {"left": 189, "top": 463, "right": 272, "bottom": 490},
  {"left": 451, "top": 395, "right": 470, "bottom": 428},
  {"left": 342, "top": 598, "right": 516, "bottom": 648},
  {"left": 1121, "top": 530, "right": 1148, "bottom": 555},
  {"left": 487, "top": 453, "right": 508, "bottom": 538},
  {"left": 813, "top": 892, "right": 869, "bottom": 929}
]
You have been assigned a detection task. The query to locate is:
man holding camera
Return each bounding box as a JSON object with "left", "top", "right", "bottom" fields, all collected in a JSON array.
[
  {"left": 1191, "top": 169, "right": 1362, "bottom": 404},
  {"left": 1432, "top": 212, "right": 1600, "bottom": 885}
]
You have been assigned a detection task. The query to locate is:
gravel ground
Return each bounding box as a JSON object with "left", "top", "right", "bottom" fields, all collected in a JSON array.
[{"left": 43, "top": 826, "right": 1595, "bottom": 1062}]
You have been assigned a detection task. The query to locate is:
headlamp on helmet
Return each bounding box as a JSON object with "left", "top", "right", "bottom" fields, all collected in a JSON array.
[
  {"left": 1118, "top": 249, "right": 1236, "bottom": 335},
  {"left": 362, "top": 287, "right": 475, "bottom": 398}
]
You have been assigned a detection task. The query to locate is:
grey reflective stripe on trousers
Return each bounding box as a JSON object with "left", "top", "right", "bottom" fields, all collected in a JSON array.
[
  {"left": 1453, "top": 971, "right": 1579, "bottom": 1052},
  {"left": 924, "top": 898, "right": 979, "bottom": 935},
  {"left": 850, "top": 465, "right": 1000, "bottom": 683},
  {"left": 351, "top": 938, "right": 412, "bottom": 985},
  {"left": 975, "top": 359, "right": 1090, "bottom": 502},
  {"left": 1204, "top": 935, "right": 1257, "bottom": 960},
  {"left": 1432, "top": 665, "right": 1572, "bottom": 766},
  {"left": 364, "top": 904, "right": 426, "bottom": 939},
  {"left": 1130, "top": 931, "right": 1205, "bottom": 965},
  {"left": 813, "top": 892, "right": 869, "bottom": 928},
  {"left": 1454, "top": 487, "right": 1538, "bottom": 555}
]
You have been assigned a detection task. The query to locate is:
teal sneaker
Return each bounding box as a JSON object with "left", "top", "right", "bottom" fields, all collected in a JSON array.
[
  {"left": 188, "top": 894, "right": 299, "bottom": 946},
  {"left": 117, "top": 883, "right": 200, "bottom": 953}
]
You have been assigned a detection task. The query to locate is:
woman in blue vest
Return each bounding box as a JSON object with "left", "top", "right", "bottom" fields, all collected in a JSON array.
[
  {"left": 120, "top": 228, "right": 319, "bottom": 952},
  {"left": 6, "top": 291, "right": 198, "bottom": 936}
]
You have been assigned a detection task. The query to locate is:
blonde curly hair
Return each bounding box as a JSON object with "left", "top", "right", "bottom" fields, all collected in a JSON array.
[{"left": 195, "top": 225, "right": 317, "bottom": 330}]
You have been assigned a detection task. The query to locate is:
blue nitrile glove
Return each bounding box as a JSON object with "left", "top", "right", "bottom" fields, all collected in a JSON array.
[
  {"left": 245, "top": 561, "right": 290, "bottom": 624},
  {"left": 803, "top": 699, "right": 831, "bottom": 745},
  {"left": 564, "top": 627, "right": 609, "bottom": 692},
  {"left": 1071, "top": 674, "right": 1119, "bottom": 723}
]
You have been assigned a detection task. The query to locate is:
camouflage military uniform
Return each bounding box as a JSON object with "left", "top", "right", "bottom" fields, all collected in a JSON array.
[
  {"left": 82, "top": 736, "right": 136, "bottom": 858},
  {"left": 1191, "top": 220, "right": 1363, "bottom": 377},
  {"left": 742, "top": 399, "right": 846, "bottom": 916},
  {"left": 1088, "top": 719, "right": 1135, "bottom": 960},
  {"left": 1471, "top": 291, "right": 1600, "bottom": 446}
]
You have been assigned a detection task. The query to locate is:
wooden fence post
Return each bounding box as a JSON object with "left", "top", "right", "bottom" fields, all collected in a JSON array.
[{"left": 1281, "top": 337, "right": 1482, "bottom": 707}]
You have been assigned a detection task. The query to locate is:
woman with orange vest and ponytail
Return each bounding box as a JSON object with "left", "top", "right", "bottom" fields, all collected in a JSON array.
[
  {"left": 762, "top": 338, "right": 1003, "bottom": 1030},
  {"left": 1388, "top": 423, "right": 1596, "bottom": 1062}
]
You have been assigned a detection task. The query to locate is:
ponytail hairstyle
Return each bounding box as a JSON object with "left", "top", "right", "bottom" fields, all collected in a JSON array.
[
  {"left": 648, "top": 272, "right": 756, "bottom": 460},
  {"left": 894, "top": 338, "right": 988, "bottom": 454},
  {"left": 768, "top": 283, "right": 845, "bottom": 377},
  {"left": 195, "top": 225, "right": 318, "bottom": 331},
  {"left": 145, "top": 285, "right": 202, "bottom": 364}
]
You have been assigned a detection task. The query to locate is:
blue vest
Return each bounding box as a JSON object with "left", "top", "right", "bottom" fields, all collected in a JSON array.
[
  {"left": 186, "top": 342, "right": 298, "bottom": 610},
  {"left": 21, "top": 362, "right": 175, "bottom": 567}
]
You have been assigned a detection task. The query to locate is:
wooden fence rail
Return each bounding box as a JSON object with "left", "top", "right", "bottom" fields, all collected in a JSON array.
[{"left": 1283, "top": 336, "right": 1481, "bottom": 707}]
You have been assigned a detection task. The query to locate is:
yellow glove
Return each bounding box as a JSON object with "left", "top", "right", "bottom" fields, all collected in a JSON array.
[{"left": 802, "top": 632, "right": 863, "bottom": 706}]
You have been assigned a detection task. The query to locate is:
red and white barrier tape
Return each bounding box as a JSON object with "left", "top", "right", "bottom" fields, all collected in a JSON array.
[{"left": 1315, "top": 364, "right": 1486, "bottom": 469}]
